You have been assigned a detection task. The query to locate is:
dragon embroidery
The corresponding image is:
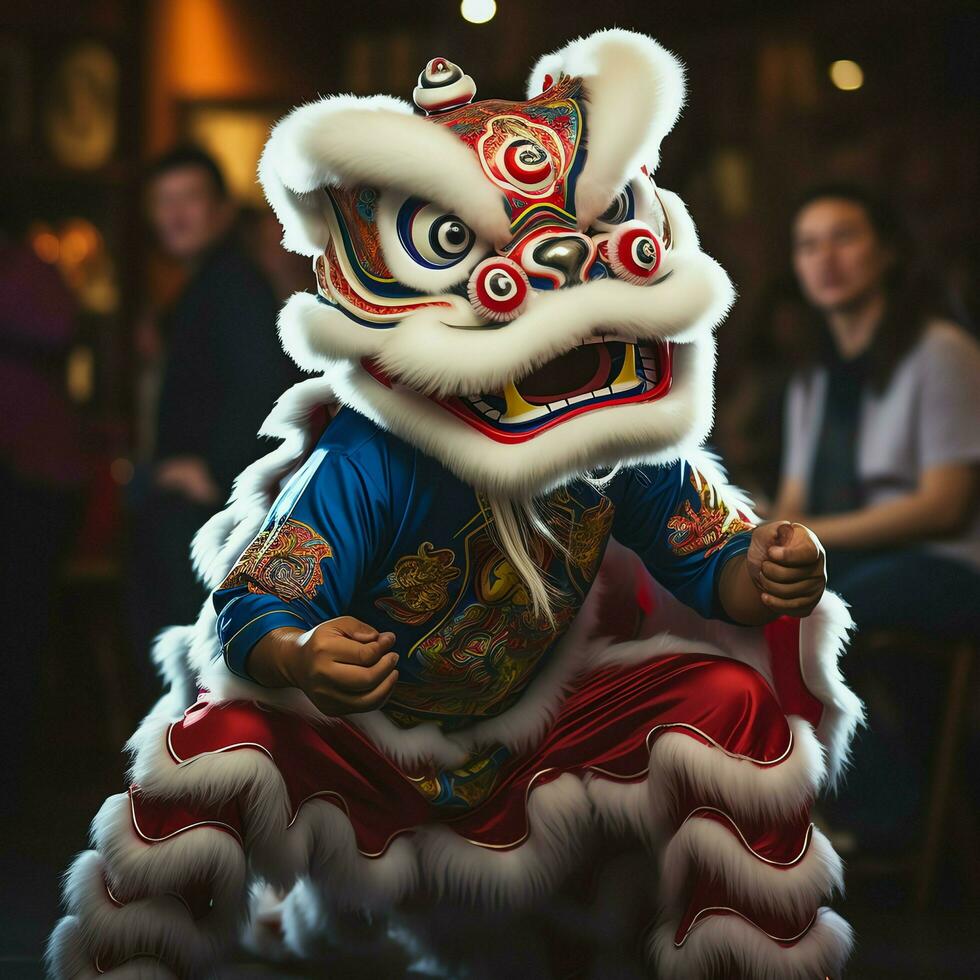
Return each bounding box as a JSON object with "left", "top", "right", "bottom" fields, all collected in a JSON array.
[
  {"left": 667, "top": 471, "right": 753, "bottom": 558},
  {"left": 375, "top": 542, "right": 462, "bottom": 625},
  {"left": 220, "top": 518, "right": 333, "bottom": 601}
]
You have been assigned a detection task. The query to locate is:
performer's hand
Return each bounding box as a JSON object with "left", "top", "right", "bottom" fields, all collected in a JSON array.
[
  {"left": 746, "top": 521, "right": 826, "bottom": 617},
  {"left": 248, "top": 617, "right": 400, "bottom": 716}
]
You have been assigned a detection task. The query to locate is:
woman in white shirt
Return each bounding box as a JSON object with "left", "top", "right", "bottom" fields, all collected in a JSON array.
[
  {"left": 776, "top": 185, "right": 980, "bottom": 635},
  {"left": 774, "top": 184, "right": 980, "bottom": 855}
]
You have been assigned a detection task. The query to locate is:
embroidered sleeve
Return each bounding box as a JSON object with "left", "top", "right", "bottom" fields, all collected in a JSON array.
[
  {"left": 212, "top": 446, "right": 389, "bottom": 681},
  {"left": 607, "top": 460, "right": 755, "bottom": 620}
]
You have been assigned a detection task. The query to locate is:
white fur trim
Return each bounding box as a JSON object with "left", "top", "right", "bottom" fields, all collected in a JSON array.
[
  {"left": 47, "top": 916, "right": 178, "bottom": 980},
  {"left": 585, "top": 715, "right": 825, "bottom": 838},
  {"left": 239, "top": 881, "right": 294, "bottom": 962},
  {"left": 91, "top": 792, "right": 246, "bottom": 934},
  {"left": 126, "top": 710, "right": 419, "bottom": 907},
  {"left": 311, "top": 338, "right": 717, "bottom": 498},
  {"left": 646, "top": 716, "right": 826, "bottom": 824},
  {"left": 799, "top": 590, "right": 865, "bottom": 787},
  {"left": 659, "top": 815, "right": 843, "bottom": 921},
  {"left": 55, "top": 850, "right": 231, "bottom": 977},
  {"left": 278, "top": 877, "right": 331, "bottom": 960},
  {"left": 527, "top": 30, "right": 686, "bottom": 228},
  {"left": 414, "top": 773, "right": 592, "bottom": 908},
  {"left": 259, "top": 94, "right": 510, "bottom": 256},
  {"left": 648, "top": 906, "right": 854, "bottom": 980}
]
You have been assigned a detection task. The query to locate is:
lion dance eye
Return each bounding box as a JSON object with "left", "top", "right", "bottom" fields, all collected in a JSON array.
[
  {"left": 607, "top": 222, "right": 664, "bottom": 285},
  {"left": 397, "top": 198, "right": 476, "bottom": 268},
  {"left": 467, "top": 257, "right": 530, "bottom": 322},
  {"left": 496, "top": 138, "right": 555, "bottom": 192}
]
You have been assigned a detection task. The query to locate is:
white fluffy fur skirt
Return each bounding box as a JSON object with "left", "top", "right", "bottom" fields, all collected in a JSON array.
[{"left": 46, "top": 564, "right": 862, "bottom": 979}]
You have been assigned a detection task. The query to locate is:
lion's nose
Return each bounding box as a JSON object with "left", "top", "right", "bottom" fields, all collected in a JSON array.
[{"left": 528, "top": 233, "right": 594, "bottom": 286}]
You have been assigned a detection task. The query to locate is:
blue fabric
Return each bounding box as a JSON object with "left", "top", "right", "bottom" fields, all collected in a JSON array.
[
  {"left": 821, "top": 547, "right": 980, "bottom": 855},
  {"left": 213, "top": 409, "right": 753, "bottom": 727},
  {"left": 827, "top": 548, "right": 980, "bottom": 639}
]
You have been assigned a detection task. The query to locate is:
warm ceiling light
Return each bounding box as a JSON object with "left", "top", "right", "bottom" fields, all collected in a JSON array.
[
  {"left": 829, "top": 59, "right": 863, "bottom": 91},
  {"left": 461, "top": 0, "right": 496, "bottom": 25}
]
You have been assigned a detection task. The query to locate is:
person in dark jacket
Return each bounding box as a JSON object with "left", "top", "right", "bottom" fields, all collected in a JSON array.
[{"left": 128, "top": 146, "right": 302, "bottom": 685}]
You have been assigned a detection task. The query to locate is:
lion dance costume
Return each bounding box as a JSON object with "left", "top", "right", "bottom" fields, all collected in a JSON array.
[{"left": 49, "top": 30, "right": 863, "bottom": 979}]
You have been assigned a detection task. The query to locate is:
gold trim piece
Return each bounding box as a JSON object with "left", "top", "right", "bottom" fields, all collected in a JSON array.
[
  {"left": 129, "top": 787, "right": 243, "bottom": 848},
  {"left": 675, "top": 907, "right": 818, "bottom": 948},
  {"left": 223, "top": 608, "right": 306, "bottom": 654},
  {"left": 677, "top": 806, "right": 815, "bottom": 867}
]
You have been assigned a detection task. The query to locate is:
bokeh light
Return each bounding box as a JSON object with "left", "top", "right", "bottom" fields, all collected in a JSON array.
[
  {"left": 829, "top": 59, "right": 864, "bottom": 91},
  {"left": 461, "top": 0, "right": 496, "bottom": 25},
  {"left": 30, "top": 224, "right": 60, "bottom": 263}
]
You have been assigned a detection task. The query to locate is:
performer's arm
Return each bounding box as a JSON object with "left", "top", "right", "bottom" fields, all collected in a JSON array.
[
  {"left": 212, "top": 445, "right": 400, "bottom": 713},
  {"left": 608, "top": 461, "right": 825, "bottom": 625}
]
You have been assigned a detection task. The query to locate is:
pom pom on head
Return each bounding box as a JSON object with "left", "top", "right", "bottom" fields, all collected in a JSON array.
[{"left": 413, "top": 57, "right": 477, "bottom": 114}]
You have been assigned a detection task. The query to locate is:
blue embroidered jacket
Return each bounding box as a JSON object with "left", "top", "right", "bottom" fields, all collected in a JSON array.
[{"left": 213, "top": 408, "right": 753, "bottom": 731}]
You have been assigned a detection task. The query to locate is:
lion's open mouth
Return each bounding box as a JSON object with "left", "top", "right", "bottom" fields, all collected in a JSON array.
[
  {"left": 446, "top": 337, "right": 672, "bottom": 442},
  {"left": 362, "top": 337, "right": 672, "bottom": 444}
]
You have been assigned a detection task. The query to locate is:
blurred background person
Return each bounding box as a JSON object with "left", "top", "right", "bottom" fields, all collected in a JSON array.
[
  {"left": 126, "top": 146, "right": 301, "bottom": 691},
  {"left": 773, "top": 183, "right": 980, "bottom": 857},
  {"left": 776, "top": 183, "right": 980, "bottom": 636}
]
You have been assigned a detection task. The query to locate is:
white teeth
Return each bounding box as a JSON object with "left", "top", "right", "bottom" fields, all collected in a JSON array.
[
  {"left": 548, "top": 399, "right": 568, "bottom": 411},
  {"left": 569, "top": 392, "right": 592, "bottom": 404}
]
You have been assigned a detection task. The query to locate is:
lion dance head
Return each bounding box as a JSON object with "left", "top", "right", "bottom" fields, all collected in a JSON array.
[{"left": 260, "top": 29, "right": 734, "bottom": 497}]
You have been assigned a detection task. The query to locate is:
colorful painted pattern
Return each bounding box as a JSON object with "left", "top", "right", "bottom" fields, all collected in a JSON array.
[
  {"left": 439, "top": 74, "right": 584, "bottom": 226},
  {"left": 407, "top": 742, "right": 513, "bottom": 809}
]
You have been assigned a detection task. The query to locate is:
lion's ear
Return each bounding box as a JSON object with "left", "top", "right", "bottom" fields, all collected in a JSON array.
[
  {"left": 258, "top": 92, "right": 508, "bottom": 257},
  {"left": 258, "top": 94, "right": 415, "bottom": 256},
  {"left": 525, "top": 29, "right": 686, "bottom": 230}
]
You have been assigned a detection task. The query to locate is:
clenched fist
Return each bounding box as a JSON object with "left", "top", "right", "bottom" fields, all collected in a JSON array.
[
  {"left": 248, "top": 616, "right": 400, "bottom": 716},
  {"left": 746, "top": 521, "right": 827, "bottom": 617}
]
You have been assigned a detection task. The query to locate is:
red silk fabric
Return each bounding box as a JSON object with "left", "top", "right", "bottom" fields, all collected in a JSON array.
[
  {"left": 130, "top": 632, "right": 824, "bottom": 949},
  {"left": 139, "top": 653, "right": 795, "bottom": 856}
]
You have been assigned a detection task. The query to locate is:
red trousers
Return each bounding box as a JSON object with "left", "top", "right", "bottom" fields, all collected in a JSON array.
[{"left": 132, "top": 650, "right": 817, "bottom": 950}]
